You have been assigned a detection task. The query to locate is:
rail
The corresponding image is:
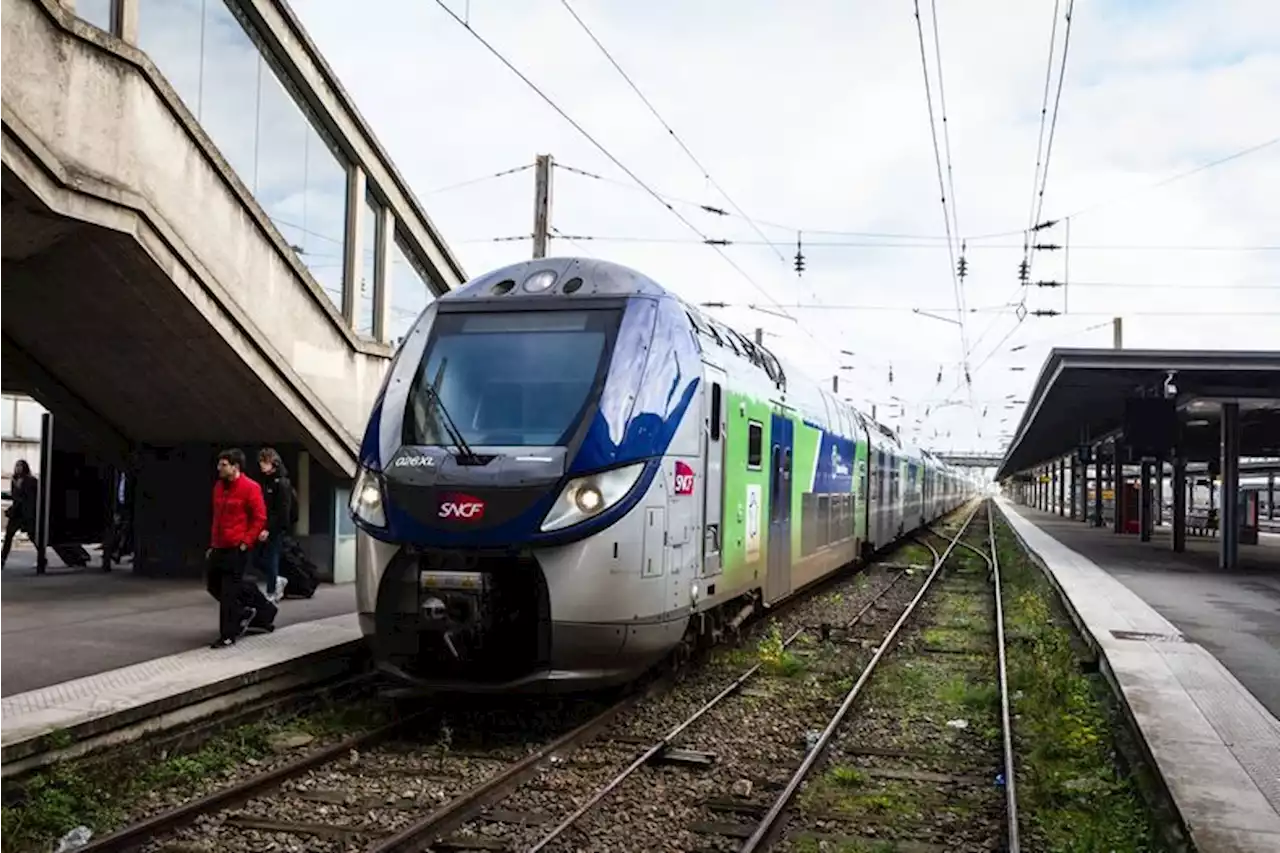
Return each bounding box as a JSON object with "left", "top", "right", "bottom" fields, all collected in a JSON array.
[
  {"left": 521, "top": 565, "right": 917, "bottom": 853},
  {"left": 737, "top": 499, "right": 985, "bottom": 852}
]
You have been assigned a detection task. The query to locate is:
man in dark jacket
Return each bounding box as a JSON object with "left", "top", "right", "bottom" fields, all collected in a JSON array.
[
  {"left": 207, "top": 448, "right": 268, "bottom": 648},
  {"left": 2, "top": 460, "right": 40, "bottom": 568},
  {"left": 255, "top": 447, "right": 293, "bottom": 602}
]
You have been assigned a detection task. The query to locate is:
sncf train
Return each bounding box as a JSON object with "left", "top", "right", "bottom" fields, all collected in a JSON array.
[{"left": 350, "top": 258, "right": 976, "bottom": 692}]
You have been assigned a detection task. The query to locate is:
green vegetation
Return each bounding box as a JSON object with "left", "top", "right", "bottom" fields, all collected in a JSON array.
[
  {"left": 1, "top": 696, "right": 390, "bottom": 853},
  {"left": 757, "top": 623, "right": 806, "bottom": 677},
  {"left": 892, "top": 542, "right": 935, "bottom": 566},
  {"left": 994, "top": 518, "right": 1168, "bottom": 853}
]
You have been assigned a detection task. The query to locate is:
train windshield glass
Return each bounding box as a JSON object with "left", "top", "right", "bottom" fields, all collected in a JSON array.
[{"left": 403, "top": 308, "right": 620, "bottom": 448}]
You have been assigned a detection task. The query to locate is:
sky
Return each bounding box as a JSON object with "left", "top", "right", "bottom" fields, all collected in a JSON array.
[{"left": 292, "top": 0, "right": 1280, "bottom": 457}]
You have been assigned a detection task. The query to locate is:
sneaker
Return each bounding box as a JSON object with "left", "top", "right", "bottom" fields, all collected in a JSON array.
[
  {"left": 275, "top": 577, "right": 289, "bottom": 601},
  {"left": 237, "top": 607, "right": 256, "bottom": 639},
  {"left": 210, "top": 637, "right": 234, "bottom": 649}
]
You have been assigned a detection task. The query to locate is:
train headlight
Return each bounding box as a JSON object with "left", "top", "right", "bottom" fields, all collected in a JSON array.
[
  {"left": 541, "top": 463, "right": 645, "bottom": 532},
  {"left": 350, "top": 466, "right": 387, "bottom": 528}
]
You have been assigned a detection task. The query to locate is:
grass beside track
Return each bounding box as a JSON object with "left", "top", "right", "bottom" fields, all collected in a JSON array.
[
  {"left": 0, "top": 695, "right": 393, "bottom": 853},
  {"left": 993, "top": 515, "right": 1169, "bottom": 853}
]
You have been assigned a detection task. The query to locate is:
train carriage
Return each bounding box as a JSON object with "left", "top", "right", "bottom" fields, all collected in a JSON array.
[{"left": 350, "top": 258, "right": 975, "bottom": 692}]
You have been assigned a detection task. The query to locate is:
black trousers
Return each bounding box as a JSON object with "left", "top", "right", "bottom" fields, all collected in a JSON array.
[
  {"left": 206, "top": 547, "right": 252, "bottom": 640},
  {"left": 0, "top": 514, "right": 27, "bottom": 560},
  {"left": 206, "top": 547, "right": 278, "bottom": 640}
]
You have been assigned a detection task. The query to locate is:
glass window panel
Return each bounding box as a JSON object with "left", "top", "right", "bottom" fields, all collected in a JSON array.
[
  {"left": 198, "top": 1, "right": 260, "bottom": 189},
  {"left": 388, "top": 233, "right": 436, "bottom": 347},
  {"left": 1, "top": 399, "right": 14, "bottom": 439},
  {"left": 16, "top": 400, "right": 44, "bottom": 440},
  {"left": 301, "top": 127, "right": 349, "bottom": 313},
  {"left": 137, "top": 0, "right": 204, "bottom": 110},
  {"left": 138, "top": 0, "right": 350, "bottom": 319},
  {"left": 357, "top": 193, "right": 379, "bottom": 337},
  {"left": 77, "top": 0, "right": 115, "bottom": 32}
]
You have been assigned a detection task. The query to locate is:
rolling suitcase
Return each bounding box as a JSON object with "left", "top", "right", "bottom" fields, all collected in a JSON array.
[
  {"left": 238, "top": 577, "right": 278, "bottom": 632},
  {"left": 279, "top": 535, "right": 318, "bottom": 599}
]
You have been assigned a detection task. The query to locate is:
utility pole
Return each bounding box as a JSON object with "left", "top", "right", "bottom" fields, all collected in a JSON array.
[
  {"left": 1113, "top": 316, "right": 1123, "bottom": 349},
  {"left": 754, "top": 328, "right": 763, "bottom": 346},
  {"left": 532, "top": 153, "right": 554, "bottom": 259}
]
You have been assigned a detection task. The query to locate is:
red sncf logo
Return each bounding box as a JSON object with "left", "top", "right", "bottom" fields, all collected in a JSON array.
[
  {"left": 438, "top": 492, "right": 486, "bottom": 521},
  {"left": 674, "top": 461, "right": 695, "bottom": 496}
]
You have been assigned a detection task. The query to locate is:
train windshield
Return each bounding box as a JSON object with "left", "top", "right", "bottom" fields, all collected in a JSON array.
[{"left": 403, "top": 308, "right": 620, "bottom": 448}]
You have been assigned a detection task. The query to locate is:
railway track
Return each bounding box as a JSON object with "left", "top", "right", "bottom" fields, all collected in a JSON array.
[
  {"left": 74, "top": 507, "right": 989, "bottom": 853},
  {"left": 371, "top": 504, "right": 1001, "bottom": 853},
  {"left": 742, "top": 499, "right": 1020, "bottom": 852}
]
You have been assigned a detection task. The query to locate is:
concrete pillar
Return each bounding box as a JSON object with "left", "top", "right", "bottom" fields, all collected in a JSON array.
[
  {"left": 342, "top": 165, "right": 367, "bottom": 328},
  {"left": 296, "top": 450, "right": 312, "bottom": 536},
  {"left": 1054, "top": 455, "right": 1064, "bottom": 514},
  {"left": 374, "top": 205, "right": 395, "bottom": 344},
  {"left": 1113, "top": 447, "right": 1125, "bottom": 534},
  {"left": 117, "top": 0, "right": 139, "bottom": 43},
  {"left": 1093, "top": 447, "right": 1103, "bottom": 527},
  {"left": 1139, "top": 459, "right": 1152, "bottom": 542},
  {"left": 1173, "top": 456, "right": 1187, "bottom": 554},
  {"left": 1156, "top": 460, "right": 1164, "bottom": 527},
  {"left": 34, "top": 412, "right": 53, "bottom": 573},
  {"left": 1269, "top": 472, "right": 1275, "bottom": 521},
  {"left": 1220, "top": 403, "right": 1240, "bottom": 571},
  {"left": 1069, "top": 459, "right": 1078, "bottom": 520}
]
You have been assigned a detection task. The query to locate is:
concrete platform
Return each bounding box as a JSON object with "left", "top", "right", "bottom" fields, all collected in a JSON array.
[
  {"left": 998, "top": 499, "right": 1280, "bottom": 852},
  {"left": 1, "top": 612, "right": 363, "bottom": 775},
  {"left": 1014, "top": 506, "right": 1280, "bottom": 718},
  {"left": 2, "top": 547, "right": 357, "bottom": 696}
]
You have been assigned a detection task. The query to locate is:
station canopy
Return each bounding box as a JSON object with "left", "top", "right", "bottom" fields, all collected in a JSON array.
[{"left": 997, "top": 349, "right": 1280, "bottom": 480}]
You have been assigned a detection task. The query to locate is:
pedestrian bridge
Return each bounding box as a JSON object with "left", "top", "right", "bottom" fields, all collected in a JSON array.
[{"left": 1, "top": 0, "right": 465, "bottom": 579}]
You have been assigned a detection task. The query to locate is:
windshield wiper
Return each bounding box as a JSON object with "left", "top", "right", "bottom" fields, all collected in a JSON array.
[{"left": 421, "top": 384, "right": 482, "bottom": 466}]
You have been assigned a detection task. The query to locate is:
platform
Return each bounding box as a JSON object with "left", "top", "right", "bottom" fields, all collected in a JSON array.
[
  {"left": 1, "top": 545, "right": 357, "bottom": 696},
  {"left": 997, "top": 499, "right": 1280, "bottom": 852},
  {"left": 1, "top": 611, "right": 363, "bottom": 775}
]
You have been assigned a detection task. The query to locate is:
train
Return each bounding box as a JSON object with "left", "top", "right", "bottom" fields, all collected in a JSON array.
[{"left": 350, "top": 257, "right": 978, "bottom": 693}]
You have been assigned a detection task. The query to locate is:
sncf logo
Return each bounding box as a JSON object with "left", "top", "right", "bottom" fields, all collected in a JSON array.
[
  {"left": 674, "top": 461, "right": 695, "bottom": 496},
  {"left": 438, "top": 492, "right": 485, "bottom": 521}
]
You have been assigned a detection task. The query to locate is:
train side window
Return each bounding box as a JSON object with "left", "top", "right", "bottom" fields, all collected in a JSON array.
[
  {"left": 710, "top": 383, "right": 722, "bottom": 441},
  {"left": 747, "top": 420, "right": 763, "bottom": 469}
]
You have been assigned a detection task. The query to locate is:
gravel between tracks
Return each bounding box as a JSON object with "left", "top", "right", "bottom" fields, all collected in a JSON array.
[
  {"left": 775, "top": 511, "right": 1006, "bottom": 853},
  {"left": 436, "top": 560, "right": 928, "bottom": 853}
]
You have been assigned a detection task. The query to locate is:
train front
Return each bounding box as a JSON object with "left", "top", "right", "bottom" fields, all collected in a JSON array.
[{"left": 350, "top": 258, "right": 701, "bottom": 692}]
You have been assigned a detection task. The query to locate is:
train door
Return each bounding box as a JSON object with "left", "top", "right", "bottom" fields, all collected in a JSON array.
[
  {"left": 701, "top": 367, "right": 727, "bottom": 578},
  {"left": 766, "top": 413, "right": 793, "bottom": 603},
  {"left": 873, "top": 448, "right": 886, "bottom": 548}
]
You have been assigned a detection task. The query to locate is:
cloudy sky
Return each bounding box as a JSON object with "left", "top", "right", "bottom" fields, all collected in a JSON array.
[{"left": 293, "top": 0, "right": 1280, "bottom": 456}]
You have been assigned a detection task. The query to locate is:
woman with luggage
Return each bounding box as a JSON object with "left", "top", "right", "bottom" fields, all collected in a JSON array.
[
  {"left": 1, "top": 459, "right": 39, "bottom": 568},
  {"left": 256, "top": 448, "right": 295, "bottom": 603}
]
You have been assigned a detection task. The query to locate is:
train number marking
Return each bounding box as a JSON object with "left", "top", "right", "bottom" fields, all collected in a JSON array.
[
  {"left": 394, "top": 454, "right": 436, "bottom": 468},
  {"left": 674, "top": 461, "right": 695, "bottom": 496},
  {"left": 439, "top": 493, "right": 486, "bottom": 521}
]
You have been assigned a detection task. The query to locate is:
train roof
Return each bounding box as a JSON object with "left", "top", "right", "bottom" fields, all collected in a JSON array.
[{"left": 444, "top": 257, "right": 955, "bottom": 465}]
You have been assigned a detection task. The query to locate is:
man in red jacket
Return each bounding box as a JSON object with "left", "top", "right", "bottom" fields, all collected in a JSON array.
[{"left": 207, "top": 448, "right": 268, "bottom": 647}]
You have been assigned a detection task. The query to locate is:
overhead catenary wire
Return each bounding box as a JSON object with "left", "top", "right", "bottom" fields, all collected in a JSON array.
[
  {"left": 1063, "top": 133, "right": 1280, "bottom": 219},
  {"left": 431, "top": 0, "right": 796, "bottom": 322},
  {"left": 465, "top": 233, "right": 1280, "bottom": 252},
  {"left": 557, "top": 0, "right": 789, "bottom": 267},
  {"left": 424, "top": 162, "right": 534, "bottom": 195},
  {"left": 554, "top": 137, "right": 1280, "bottom": 248},
  {"left": 913, "top": 0, "right": 971, "bottom": 384}
]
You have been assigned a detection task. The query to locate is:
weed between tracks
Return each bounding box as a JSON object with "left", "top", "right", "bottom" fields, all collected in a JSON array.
[
  {"left": 994, "top": 517, "right": 1169, "bottom": 853},
  {"left": 1, "top": 695, "right": 392, "bottom": 853}
]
